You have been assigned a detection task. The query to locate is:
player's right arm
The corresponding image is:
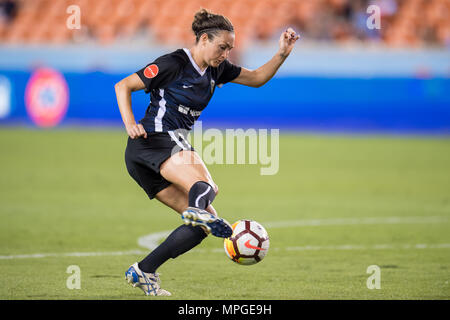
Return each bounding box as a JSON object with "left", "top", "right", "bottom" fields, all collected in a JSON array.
[
  {"left": 114, "top": 73, "right": 148, "bottom": 139},
  {"left": 115, "top": 53, "right": 184, "bottom": 139}
]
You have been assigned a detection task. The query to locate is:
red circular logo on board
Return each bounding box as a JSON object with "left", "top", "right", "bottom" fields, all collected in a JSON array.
[
  {"left": 25, "top": 68, "right": 69, "bottom": 128},
  {"left": 143, "top": 64, "right": 159, "bottom": 78}
]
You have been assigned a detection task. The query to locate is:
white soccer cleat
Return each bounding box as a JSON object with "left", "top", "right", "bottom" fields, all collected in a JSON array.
[
  {"left": 181, "top": 207, "right": 233, "bottom": 238},
  {"left": 125, "top": 262, "right": 171, "bottom": 296}
]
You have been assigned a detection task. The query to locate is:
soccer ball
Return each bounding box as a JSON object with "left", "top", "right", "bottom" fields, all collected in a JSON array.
[{"left": 223, "top": 220, "right": 270, "bottom": 265}]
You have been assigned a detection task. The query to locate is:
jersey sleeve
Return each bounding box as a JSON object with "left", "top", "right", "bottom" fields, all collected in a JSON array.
[
  {"left": 136, "top": 54, "right": 183, "bottom": 94},
  {"left": 216, "top": 59, "right": 242, "bottom": 86}
]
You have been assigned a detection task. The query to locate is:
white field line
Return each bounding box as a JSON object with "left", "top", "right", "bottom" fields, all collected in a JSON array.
[
  {"left": 1, "top": 216, "right": 448, "bottom": 260},
  {"left": 283, "top": 243, "right": 450, "bottom": 251},
  {"left": 137, "top": 215, "right": 449, "bottom": 250},
  {"left": 196, "top": 243, "right": 450, "bottom": 253},
  {"left": 0, "top": 250, "right": 148, "bottom": 260},
  {"left": 137, "top": 230, "right": 172, "bottom": 250},
  {"left": 2, "top": 243, "right": 450, "bottom": 260},
  {"left": 262, "top": 216, "right": 448, "bottom": 228}
]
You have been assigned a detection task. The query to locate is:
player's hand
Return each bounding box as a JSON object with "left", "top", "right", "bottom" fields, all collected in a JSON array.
[
  {"left": 126, "top": 123, "right": 147, "bottom": 139},
  {"left": 278, "top": 27, "right": 300, "bottom": 57}
]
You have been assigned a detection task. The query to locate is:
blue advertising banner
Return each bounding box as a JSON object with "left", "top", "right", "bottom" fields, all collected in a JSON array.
[{"left": 1, "top": 68, "right": 449, "bottom": 133}]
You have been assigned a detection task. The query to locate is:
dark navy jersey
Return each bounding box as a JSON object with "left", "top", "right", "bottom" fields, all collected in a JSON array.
[{"left": 135, "top": 48, "right": 241, "bottom": 133}]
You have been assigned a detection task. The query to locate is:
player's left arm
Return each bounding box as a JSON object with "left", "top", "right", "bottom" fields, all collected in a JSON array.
[{"left": 231, "top": 28, "right": 300, "bottom": 88}]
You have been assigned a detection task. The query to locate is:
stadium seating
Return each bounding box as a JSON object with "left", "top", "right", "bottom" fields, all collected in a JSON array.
[{"left": 0, "top": 0, "right": 448, "bottom": 48}]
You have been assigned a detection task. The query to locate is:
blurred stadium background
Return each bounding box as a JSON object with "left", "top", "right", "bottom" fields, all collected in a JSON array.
[
  {"left": 0, "top": 0, "right": 450, "bottom": 300},
  {"left": 0, "top": 0, "right": 448, "bottom": 131}
]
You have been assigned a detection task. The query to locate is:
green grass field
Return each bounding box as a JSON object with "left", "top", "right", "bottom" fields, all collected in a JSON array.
[{"left": 0, "top": 127, "right": 449, "bottom": 299}]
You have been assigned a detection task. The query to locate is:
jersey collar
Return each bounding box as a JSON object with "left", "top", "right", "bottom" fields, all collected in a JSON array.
[{"left": 183, "top": 48, "right": 208, "bottom": 76}]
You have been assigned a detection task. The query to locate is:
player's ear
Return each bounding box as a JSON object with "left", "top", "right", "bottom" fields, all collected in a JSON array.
[{"left": 200, "top": 32, "right": 210, "bottom": 46}]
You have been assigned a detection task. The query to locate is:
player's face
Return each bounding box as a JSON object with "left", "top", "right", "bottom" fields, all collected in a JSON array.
[{"left": 206, "top": 31, "right": 235, "bottom": 67}]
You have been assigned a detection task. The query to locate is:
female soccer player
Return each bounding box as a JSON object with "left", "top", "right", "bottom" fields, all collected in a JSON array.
[{"left": 115, "top": 8, "right": 299, "bottom": 296}]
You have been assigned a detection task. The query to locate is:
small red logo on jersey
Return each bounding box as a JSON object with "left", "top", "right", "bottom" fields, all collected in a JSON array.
[
  {"left": 144, "top": 64, "right": 159, "bottom": 78},
  {"left": 244, "top": 240, "right": 265, "bottom": 251}
]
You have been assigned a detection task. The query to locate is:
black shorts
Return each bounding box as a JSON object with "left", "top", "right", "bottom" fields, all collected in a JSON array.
[{"left": 124, "top": 131, "right": 194, "bottom": 199}]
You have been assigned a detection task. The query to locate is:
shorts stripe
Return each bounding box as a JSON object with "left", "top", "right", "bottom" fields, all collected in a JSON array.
[
  {"left": 168, "top": 131, "right": 187, "bottom": 150},
  {"left": 177, "top": 132, "right": 192, "bottom": 149}
]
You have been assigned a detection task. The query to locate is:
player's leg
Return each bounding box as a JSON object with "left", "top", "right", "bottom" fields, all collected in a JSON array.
[
  {"left": 124, "top": 141, "right": 228, "bottom": 295},
  {"left": 160, "top": 150, "right": 232, "bottom": 237},
  {"left": 124, "top": 143, "right": 175, "bottom": 296},
  {"left": 154, "top": 183, "right": 218, "bottom": 216},
  {"left": 125, "top": 183, "right": 213, "bottom": 296},
  {"left": 160, "top": 150, "right": 218, "bottom": 202},
  {"left": 136, "top": 184, "right": 217, "bottom": 276}
]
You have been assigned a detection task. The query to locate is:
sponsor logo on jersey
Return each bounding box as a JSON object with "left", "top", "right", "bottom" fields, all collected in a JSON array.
[
  {"left": 144, "top": 64, "right": 159, "bottom": 78},
  {"left": 178, "top": 105, "right": 201, "bottom": 117},
  {"left": 25, "top": 67, "right": 69, "bottom": 127}
]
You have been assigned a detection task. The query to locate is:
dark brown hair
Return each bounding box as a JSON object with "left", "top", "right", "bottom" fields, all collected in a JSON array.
[{"left": 192, "top": 8, "right": 234, "bottom": 43}]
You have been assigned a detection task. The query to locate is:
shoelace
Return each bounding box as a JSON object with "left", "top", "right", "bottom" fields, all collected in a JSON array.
[
  {"left": 144, "top": 272, "right": 163, "bottom": 287},
  {"left": 141, "top": 272, "right": 159, "bottom": 295},
  {"left": 152, "top": 273, "right": 162, "bottom": 286}
]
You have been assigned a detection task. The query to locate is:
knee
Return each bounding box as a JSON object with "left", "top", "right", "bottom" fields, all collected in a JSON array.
[
  {"left": 191, "top": 180, "right": 218, "bottom": 196},
  {"left": 206, "top": 180, "right": 219, "bottom": 196},
  {"left": 188, "top": 180, "right": 218, "bottom": 210}
]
